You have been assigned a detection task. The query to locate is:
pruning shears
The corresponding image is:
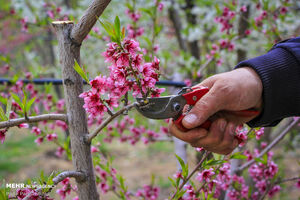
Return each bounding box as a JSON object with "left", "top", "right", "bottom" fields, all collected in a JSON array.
[{"left": 135, "top": 86, "right": 259, "bottom": 132}]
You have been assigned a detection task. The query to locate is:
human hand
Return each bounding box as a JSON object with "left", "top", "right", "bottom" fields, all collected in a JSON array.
[{"left": 169, "top": 67, "right": 263, "bottom": 154}]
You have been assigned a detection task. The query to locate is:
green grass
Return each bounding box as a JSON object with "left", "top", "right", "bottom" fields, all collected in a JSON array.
[{"left": 0, "top": 131, "right": 38, "bottom": 179}]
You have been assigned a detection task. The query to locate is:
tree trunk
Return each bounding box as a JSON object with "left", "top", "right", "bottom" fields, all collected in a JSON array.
[{"left": 52, "top": 21, "right": 99, "bottom": 200}]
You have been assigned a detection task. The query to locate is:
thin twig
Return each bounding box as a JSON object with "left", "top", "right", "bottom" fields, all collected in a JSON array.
[
  {"left": 199, "top": 57, "right": 213, "bottom": 74},
  {"left": 87, "top": 102, "right": 139, "bottom": 143},
  {"left": 275, "top": 176, "right": 300, "bottom": 185},
  {"left": 235, "top": 118, "right": 300, "bottom": 173},
  {"left": 0, "top": 114, "right": 67, "bottom": 129},
  {"left": 170, "top": 151, "right": 211, "bottom": 200},
  {"left": 259, "top": 176, "right": 300, "bottom": 200}
]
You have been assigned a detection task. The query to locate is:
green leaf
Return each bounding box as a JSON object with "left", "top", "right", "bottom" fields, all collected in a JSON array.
[
  {"left": 117, "top": 175, "right": 127, "bottom": 191},
  {"left": 230, "top": 152, "right": 247, "bottom": 160},
  {"left": 205, "top": 159, "right": 227, "bottom": 166},
  {"left": 114, "top": 16, "right": 121, "bottom": 42},
  {"left": 175, "top": 154, "right": 188, "bottom": 178},
  {"left": 168, "top": 177, "right": 176, "bottom": 188},
  {"left": 73, "top": 60, "right": 90, "bottom": 84},
  {"left": 140, "top": 8, "right": 153, "bottom": 16},
  {"left": 26, "top": 97, "right": 36, "bottom": 114},
  {"left": 0, "top": 106, "right": 7, "bottom": 121},
  {"left": 11, "top": 93, "right": 21, "bottom": 106},
  {"left": 5, "top": 97, "right": 12, "bottom": 119},
  {"left": 0, "top": 96, "right": 7, "bottom": 105},
  {"left": 175, "top": 154, "right": 185, "bottom": 170},
  {"left": 99, "top": 19, "right": 115, "bottom": 38},
  {"left": 254, "top": 157, "right": 265, "bottom": 164}
]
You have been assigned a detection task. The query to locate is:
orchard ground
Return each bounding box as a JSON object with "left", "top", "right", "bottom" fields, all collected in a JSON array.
[{"left": 1, "top": 127, "right": 300, "bottom": 200}]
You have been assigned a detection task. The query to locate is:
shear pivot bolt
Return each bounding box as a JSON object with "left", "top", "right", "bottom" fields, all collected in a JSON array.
[
  {"left": 173, "top": 103, "right": 181, "bottom": 112},
  {"left": 192, "top": 96, "right": 197, "bottom": 101}
]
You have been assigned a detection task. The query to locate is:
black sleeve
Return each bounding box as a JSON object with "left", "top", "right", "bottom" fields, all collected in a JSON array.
[{"left": 235, "top": 37, "right": 300, "bottom": 127}]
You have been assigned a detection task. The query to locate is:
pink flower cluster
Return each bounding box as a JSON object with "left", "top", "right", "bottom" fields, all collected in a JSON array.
[
  {"left": 214, "top": 7, "right": 235, "bottom": 34},
  {"left": 56, "top": 177, "right": 77, "bottom": 200},
  {"left": 95, "top": 165, "right": 122, "bottom": 195},
  {"left": 205, "top": 39, "right": 235, "bottom": 64},
  {"left": 136, "top": 185, "right": 160, "bottom": 200},
  {"left": 247, "top": 148, "right": 280, "bottom": 199},
  {"left": 235, "top": 126, "right": 248, "bottom": 147},
  {"left": 255, "top": 127, "right": 264, "bottom": 140},
  {"left": 125, "top": 9, "right": 144, "bottom": 39},
  {"left": 80, "top": 38, "right": 164, "bottom": 120},
  {"left": 16, "top": 188, "right": 53, "bottom": 200},
  {"left": 103, "top": 116, "right": 165, "bottom": 145}
]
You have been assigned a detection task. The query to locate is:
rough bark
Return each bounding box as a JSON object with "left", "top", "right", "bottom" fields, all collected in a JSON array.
[
  {"left": 52, "top": 21, "right": 99, "bottom": 200},
  {"left": 70, "top": 0, "right": 111, "bottom": 45},
  {"left": 184, "top": 0, "right": 200, "bottom": 60},
  {"left": 168, "top": 2, "right": 188, "bottom": 52}
]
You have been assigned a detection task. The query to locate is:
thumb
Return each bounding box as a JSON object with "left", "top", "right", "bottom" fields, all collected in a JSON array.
[{"left": 182, "top": 84, "right": 222, "bottom": 129}]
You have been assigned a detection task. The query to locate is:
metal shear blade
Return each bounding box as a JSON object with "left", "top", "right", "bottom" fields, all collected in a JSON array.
[{"left": 135, "top": 95, "right": 186, "bottom": 119}]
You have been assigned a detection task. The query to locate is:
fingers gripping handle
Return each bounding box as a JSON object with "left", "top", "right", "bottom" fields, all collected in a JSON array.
[
  {"left": 174, "top": 86, "right": 210, "bottom": 131},
  {"left": 173, "top": 86, "right": 260, "bottom": 132},
  {"left": 174, "top": 115, "right": 211, "bottom": 132}
]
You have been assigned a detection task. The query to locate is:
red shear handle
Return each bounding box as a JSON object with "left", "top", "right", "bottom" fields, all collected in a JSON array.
[{"left": 173, "top": 86, "right": 260, "bottom": 132}]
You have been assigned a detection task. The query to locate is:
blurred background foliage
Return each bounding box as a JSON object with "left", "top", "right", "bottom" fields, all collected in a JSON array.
[{"left": 1, "top": 0, "right": 300, "bottom": 199}]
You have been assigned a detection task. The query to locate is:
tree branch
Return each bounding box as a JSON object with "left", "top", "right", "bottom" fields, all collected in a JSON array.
[
  {"left": 235, "top": 118, "right": 300, "bottom": 173},
  {"left": 23, "top": 171, "right": 86, "bottom": 200},
  {"left": 0, "top": 114, "right": 67, "bottom": 129},
  {"left": 53, "top": 171, "right": 86, "bottom": 184},
  {"left": 87, "top": 102, "right": 139, "bottom": 143},
  {"left": 168, "top": 0, "right": 187, "bottom": 51},
  {"left": 70, "top": 0, "right": 111, "bottom": 45},
  {"left": 170, "top": 151, "right": 211, "bottom": 199}
]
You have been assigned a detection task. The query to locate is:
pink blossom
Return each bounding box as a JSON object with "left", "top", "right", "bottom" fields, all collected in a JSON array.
[
  {"left": 8, "top": 110, "right": 16, "bottom": 118},
  {"left": 235, "top": 129, "right": 247, "bottom": 147},
  {"left": 35, "top": 137, "right": 44, "bottom": 145},
  {"left": 280, "top": 7, "right": 288, "bottom": 15},
  {"left": 268, "top": 185, "right": 280, "bottom": 197},
  {"left": 25, "top": 72, "right": 32, "bottom": 79},
  {"left": 195, "top": 147, "right": 204, "bottom": 152},
  {"left": 31, "top": 126, "right": 41, "bottom": 136},
  {"left": 244, "top": 29, "right": 251, "bottom": 35},
  {"left": 160, "top": 126, "right": 168, "bottom": 134},
  {"left": 184, "top": 79, "right": 192, "bottom": 87},
  {"left": 0, "top": 130, "right": 7, "bottom": 144},
  {"left": 196, "top": 168, "right": 215, "bottom": 182},
  {"left": 100, "top": 182, "right": 109, "bottom": 193},
  {"left": 18, "top": 123, "right": 29, "bottom": 128},
  {"left": 57, "top": 99, "right": 65, "bottom": 111},
  {"left": 56, "top": 120, "right": 68, "bottom": 131},
  {"left": 46, "top": 133, "right": 58, "bottom": 141},
  {"left": 296, "top": 179, "right": 300, "bottom": 188},
  {"left": 91, "top": 146, "right": 99, "bottom": 153},
  {"left": 157, "top": 2, "right": 164, "bottom": 11},
  {"left": 55, "top": 147, "right": 65, "bottom": 157},
  {"left": 217, "top": 59, "right": 223, "bottom": 67},
  {"left": 255, "top": 180, "right": 267, "bottom": 193},
  {"left": 255, "top": 127, "right": 264, "bottom": 140},
  {"left": 47, "top": 10, "right": 55, "bottom": 19},
  {"left": 240, "top": 5, "right": 247, "bottom": 12}
]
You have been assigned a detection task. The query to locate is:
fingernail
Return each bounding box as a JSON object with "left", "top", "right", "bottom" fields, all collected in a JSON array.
[
  {"left": 219, "top": 119, "right": 227, "bottom": 132},
  {"left": 183, "top": 114, "right": 197, "bottom": 125}
]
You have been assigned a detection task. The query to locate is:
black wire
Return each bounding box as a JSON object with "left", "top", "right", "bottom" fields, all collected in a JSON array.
[{"left": 0, "top": 78, "right": 186, "bottom": 88}]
